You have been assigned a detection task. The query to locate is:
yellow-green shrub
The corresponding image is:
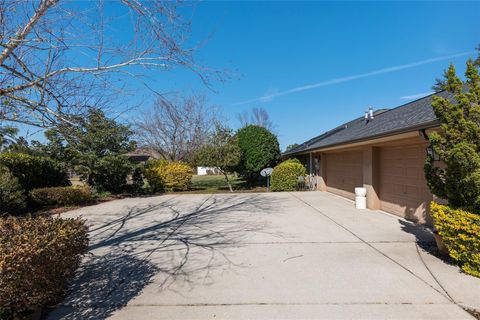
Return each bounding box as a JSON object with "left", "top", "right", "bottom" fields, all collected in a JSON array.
[
  {"left": 271, "top": 158, "right": 307, "bottom": 191},
  {"left": 430, "top": 202, "right": 480, "bottom": 277},
  {"left": 0, "top": 216, "right": 89, "bottom": 317},
  {"left": 145, "top": 160, "right": 193, "bottom": 192},
  {"left": 30, "top": 186, "right": 93, "bottom": 206},
  {"left": 144, "top": 159, "right": 168, "bottom": 192},
  {"left": 162, "top": 162, "right": 193, "bottom": 191}
]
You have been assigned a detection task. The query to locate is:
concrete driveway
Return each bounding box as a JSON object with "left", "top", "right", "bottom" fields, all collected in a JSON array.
[{"left": 48, "top": 192, "right": 480, "bottom": 319}]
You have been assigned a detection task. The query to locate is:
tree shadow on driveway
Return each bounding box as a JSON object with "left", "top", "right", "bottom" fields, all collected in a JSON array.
[
  {"left": 48, "top": 194, "right": 279, "bottom": 319},
  {"left": 47, "top": 252, "right": 158, "bottom": 320}
]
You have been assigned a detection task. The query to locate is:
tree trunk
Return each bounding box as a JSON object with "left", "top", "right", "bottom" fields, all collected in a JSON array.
[{"left": 224, "top": 172, "right": 233, "bottom": 193}]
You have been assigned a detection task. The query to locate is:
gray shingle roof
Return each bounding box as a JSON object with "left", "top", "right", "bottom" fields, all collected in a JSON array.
[{"left": 284, "top": 90, "right": 453, "bottom": 155}]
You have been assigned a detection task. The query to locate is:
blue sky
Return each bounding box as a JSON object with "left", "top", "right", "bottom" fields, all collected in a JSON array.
[
  {"left": 143, "top": 1, "right": 479, "bottom": 150},
  {"left": 20, "top": 1, "right": 480, "bottom": 150}
]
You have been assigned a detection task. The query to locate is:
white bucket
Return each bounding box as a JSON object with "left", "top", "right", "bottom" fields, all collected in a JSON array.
[
  {"left": 355, "top": 196, "right": 367, "bottom": 209},
  {"left": 355, "top": 187, "right": 367, "bottom": 197}
]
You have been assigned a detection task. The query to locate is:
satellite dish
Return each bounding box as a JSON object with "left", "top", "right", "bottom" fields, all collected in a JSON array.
[{"left": 260, "top": 167, "right": 273, "bottom": 177}]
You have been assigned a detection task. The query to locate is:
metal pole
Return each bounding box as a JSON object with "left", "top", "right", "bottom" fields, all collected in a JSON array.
[{"left": 309, "top": 152, "right": 313, "bottom": 175}]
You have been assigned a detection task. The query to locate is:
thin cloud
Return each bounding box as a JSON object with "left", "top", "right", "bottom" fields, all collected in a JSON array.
[
  {"left": 400, "top": 92, "right": 434, "bottom": 100},
  {"left": 233, "top": 51, "right": 474, "bottom": 106}
]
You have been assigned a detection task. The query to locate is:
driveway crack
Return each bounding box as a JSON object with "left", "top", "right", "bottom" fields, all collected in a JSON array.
[{"left": 288, "top": 192, "right": 456, "bottom": 303}]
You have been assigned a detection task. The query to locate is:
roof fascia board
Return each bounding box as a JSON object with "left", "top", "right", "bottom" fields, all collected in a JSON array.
[{"left": 285, "top": 121, "right": 440, "bottom": 156}]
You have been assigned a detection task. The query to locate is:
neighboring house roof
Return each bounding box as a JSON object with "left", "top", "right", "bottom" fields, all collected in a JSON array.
[
  {"left": 126, "top": 154, "right": 151, "bottom": 162},
  {"left": 284, "top": 90, "right": 453, "bottom": 155},
  {"left": 124, "top": 148, "right": 161, "bottom": 160}
]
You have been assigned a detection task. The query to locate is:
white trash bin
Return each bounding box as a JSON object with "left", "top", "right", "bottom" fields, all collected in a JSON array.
[{"left": 355, "top": 187, "right": 367, "bottom": 209}]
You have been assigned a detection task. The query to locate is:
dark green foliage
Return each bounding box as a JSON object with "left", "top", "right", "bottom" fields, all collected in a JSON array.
[
  {"left": 0, "top": 216, "right": 88, "bottom": 317},
  {"left": 30, "top": 108, "right": 136, "bottom": 193},
  {"left": 30, "top": 186, "right": 93, "bottom": 206},
  {"left": 271, "top": 158, "right": 307, "bottom": 191},
  {"left": 0, "top": 126, "right": 18, "bottom": 152},
  {"left": 31, "top": 129, "right": 70, "bottom": 162},
  {"left": 235, "top": 125, "right": 281, "bottom": 183},
  {"left": 77, "top": 155, "right": 132, "bottom": 193},
  {"left": 69, "top": 109, "right": 135, "bottom": 192},
  {"left": 285, "top": 143, "right": 300, "bottom": 152},
  {"left": 132, "top": 166, "right": 145, "bottom": 192},
  {"left": 425, "top": 57, "right": 480, "bottom": 211},
  {"left": 0, "top": 166, "right": 26, "bottom": 216},
  {"left": 66, "top": 108, "right": 135, "bottom": 158},
  {"left": 195, "top": 126, "right": 241, "bottom": 192},
  {"left": 0, "top": 153, "right": 69, "bottom": 192}
]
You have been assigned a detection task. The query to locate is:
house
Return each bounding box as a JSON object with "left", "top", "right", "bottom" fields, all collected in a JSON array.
[
  {"left": 124, "top": 148, "right": 161, "bottom": 164},
  {"left": 197, "top": 167, "right": 220, "bottom": 175},
  {"left": 284, "top": 91, "right": 453, "bottom": 225}
]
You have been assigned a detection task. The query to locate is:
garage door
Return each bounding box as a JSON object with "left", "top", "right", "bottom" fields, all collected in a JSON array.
[
  {"left": 379, "top": 144, "right": 433, "bottom": 223},
  {"left": 325, "top": 151, "right": 363, "bottom": 200}
]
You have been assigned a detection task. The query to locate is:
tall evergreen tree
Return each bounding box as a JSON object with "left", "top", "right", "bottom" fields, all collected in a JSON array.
[{"left": 425, "top": 54, "right": 480, "bottom": 211}]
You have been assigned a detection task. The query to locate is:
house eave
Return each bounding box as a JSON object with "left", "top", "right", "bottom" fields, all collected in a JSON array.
[{"left": 283, "top": 120, "right": 440, "bottom": 157}]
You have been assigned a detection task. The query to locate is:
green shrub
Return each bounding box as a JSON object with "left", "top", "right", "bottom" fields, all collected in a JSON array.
[
  {"left": 163, "top": 162, "right": 193, "bottom": 191},
  {"left": 431, "top": 202, "right": 480, "bottom": 277},
  {"left": 30, "top": 186, "right": 93, "bottom": 206},
  {"left": 0, "top": 166, "right": 26, "bottom": 216},
  {"left": 132, "top": 166, "right": 145, "bottom": 192},
  {"left": 424, "top": 60, "right": 480, "bottom": 211},
  {"left": 271, "top": 158, "right": 307, "bottom": 191},
  {"left": 144, "top": 159, "right": 168, "bottom": 192},
  {"left": 77, "top": 155, "right": 132, "bottom": 193},
  {"left": 145, "top": 160, "right": 193, "bottom": 192},
  {"left": 0, "top": 153, "right": 69, "bottom": 192},
  {"left": 235, "top": 125, "right": 281, "bottom": 183},
  {"left": 0, "top": 216, "right": 89, "bottom": 317}
]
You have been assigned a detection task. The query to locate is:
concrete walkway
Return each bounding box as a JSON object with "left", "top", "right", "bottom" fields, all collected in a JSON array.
[{"left": 48, "top": 192, "right": 480, "bottom": 319}]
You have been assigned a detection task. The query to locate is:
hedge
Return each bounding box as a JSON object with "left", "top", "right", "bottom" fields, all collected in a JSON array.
[
  {"left": 0, "top": 166, "right": 26, "bottom": 216},
  {"left": 30, "top": 186, "right": 93, "bottom": 206},
  {"left": 0, "top": 153, "right": 69, "bottom": 192},
  {"left": 145, "top": 160, "right": 193, "bottom": 192},
  {"left": 271, "top": 158, "right": 307, "bottom": 191},
  {"left": 431, "top": 202, "right": 480, "bottom": 277},
  {"left": 0, "top": 216, "right": 89, "bottom": 317}
]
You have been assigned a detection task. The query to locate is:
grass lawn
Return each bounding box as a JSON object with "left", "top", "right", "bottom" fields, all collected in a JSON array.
[{"left": 190, "top": 174, "right": 246, "bottom": 192}]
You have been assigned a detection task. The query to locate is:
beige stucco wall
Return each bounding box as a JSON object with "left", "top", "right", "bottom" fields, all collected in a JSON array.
[{"left": 304, "top": 131, "right": 436, "bottom": 224}]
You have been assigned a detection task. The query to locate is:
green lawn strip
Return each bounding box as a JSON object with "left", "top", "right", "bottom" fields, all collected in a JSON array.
[{"left": 190, "top": 175, "right": 245, "bottom": 192}]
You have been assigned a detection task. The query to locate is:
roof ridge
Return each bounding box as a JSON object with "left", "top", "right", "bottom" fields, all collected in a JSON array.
[
  {"left": 284, "top": 90, "right": 448, "bottom": 156},
  {"left": 371, "top": 90, "right": 445, "bottom": 118}
]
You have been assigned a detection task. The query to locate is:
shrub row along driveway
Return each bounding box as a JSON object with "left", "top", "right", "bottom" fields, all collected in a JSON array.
[{"left": 48, "top": 192, "right": 480, "bottom": 319}]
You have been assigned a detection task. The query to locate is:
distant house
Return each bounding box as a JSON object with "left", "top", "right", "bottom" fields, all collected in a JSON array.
[
  {"left": 196, "top": 166, "right": 220, "bottom": 175},
  {"left": 284, "top": 91, "right": 453, "bottom": 225},
  {"left": 124, "top": 148, "right": 161, "bottom": 164}
]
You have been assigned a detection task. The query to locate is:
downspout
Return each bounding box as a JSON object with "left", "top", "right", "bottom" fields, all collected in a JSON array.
[{"left": 309, "top": 152, "right": 313, "bottom": 175}]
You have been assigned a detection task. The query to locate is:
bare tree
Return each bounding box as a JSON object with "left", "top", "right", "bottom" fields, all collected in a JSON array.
[
  {"left": 237, "top": 107, "right": 273, "bottom": 130},
  {"left": 135, "top": 94, "right": 219, "bottom": 162},
  {"left": 0, "top": 0, "right": 215, "bottom": 129}
]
